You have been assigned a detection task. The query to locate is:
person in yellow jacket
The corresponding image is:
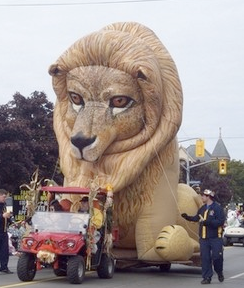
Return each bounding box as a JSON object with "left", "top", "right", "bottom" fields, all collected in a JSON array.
[
  {"left": 79, "top": 196, "right": 103, "bottom": 229},
  {"left": 79, "top": 196, "right": 104, "bottom": 257}
]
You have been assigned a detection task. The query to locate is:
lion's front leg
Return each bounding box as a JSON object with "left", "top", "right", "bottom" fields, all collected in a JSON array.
[
  {"left": 154, "top": 225, "right": 196, "bottom": 261},
  {"left": 136, "top": 220, "right": 196, "bottom": 261}
]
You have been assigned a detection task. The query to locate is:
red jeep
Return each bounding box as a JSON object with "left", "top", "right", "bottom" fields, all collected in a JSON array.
[{"left": 17, "top": 186, "right": 115, "bottom": 284}]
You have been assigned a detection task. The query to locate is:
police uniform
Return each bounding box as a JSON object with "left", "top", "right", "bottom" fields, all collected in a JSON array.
[
  {"left": 0, "top": 202, "right": 10, "bottom": 272},
  {"left": 182, "top": 190, "right": 225, "bottom": 284}
]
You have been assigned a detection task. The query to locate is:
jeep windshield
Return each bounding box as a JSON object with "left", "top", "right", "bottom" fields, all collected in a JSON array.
[{"left": 31, "top": 211, "right": 90, "bottom": 234}]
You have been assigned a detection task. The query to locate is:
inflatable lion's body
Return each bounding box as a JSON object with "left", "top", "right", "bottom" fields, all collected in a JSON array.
[{"left": 49, "top": 22, "right": 202, "bottom": 264}]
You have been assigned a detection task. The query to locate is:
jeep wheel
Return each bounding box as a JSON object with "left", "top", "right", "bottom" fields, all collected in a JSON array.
[
  {"left": 223, "top": 236, "right": 232, "bottom": 247},
  {"left": 97, "top": 253, "right": 114, "bottom": 279},
  {"left": 223, "top": 236, "right": 228, "bottom": 246},
  {"left": 67, "top": 255, "right": 85, "bottom": 284},
  {"left": 17, "top": 253, "right": 36, "bottom": 281}
]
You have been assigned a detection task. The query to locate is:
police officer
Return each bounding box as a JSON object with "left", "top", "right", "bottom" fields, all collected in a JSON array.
[
  {"left": 181, "top": 189, "right": 225, "bottom": 284},
  {"left": 0, "top": 189, "right": 13, "bottom": 274}
]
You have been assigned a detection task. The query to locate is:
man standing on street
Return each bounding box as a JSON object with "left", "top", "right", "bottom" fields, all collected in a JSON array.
[
  {"left": 0, "top": 189, "right": 13, "bottom": 274},
  {"left": 181, "top": 189, "right": 225, "bottom": 284}
]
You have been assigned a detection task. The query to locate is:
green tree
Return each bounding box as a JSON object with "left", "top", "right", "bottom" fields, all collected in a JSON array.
[
  {"left": 0, "top": 92, "right": 63, "bottom": 194},
  {"left": 227, "top": 160, "right": 244, "bottom": 203},
  {"left": 180, "top": 160, "right": 232, "bottom": 206}
]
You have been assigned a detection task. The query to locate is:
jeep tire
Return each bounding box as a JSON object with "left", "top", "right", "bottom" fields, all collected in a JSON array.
[
  {"left": 67, "top": 255, "right": 85, "bottom": 284},
  {"left": 97, "top": 253, "right": 114, "bottom": 279},
  {"left": 17, "top": 253, "right": 36, "bottom": 281}
]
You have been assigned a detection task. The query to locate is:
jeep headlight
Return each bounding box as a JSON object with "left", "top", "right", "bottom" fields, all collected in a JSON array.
[
  {"left": 26, "top": 239, "right": 34, "bottom": 247},
  {"left": 67, "top": 241, "right": 75, "bottom": 248},
  {"left": 59, "top": 239, "right": 76, "bottom": 250}
]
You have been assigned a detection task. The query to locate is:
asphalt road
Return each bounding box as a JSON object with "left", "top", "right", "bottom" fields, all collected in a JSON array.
[{"left": 1, "top": 245, "right": 244, "bottom": 288}]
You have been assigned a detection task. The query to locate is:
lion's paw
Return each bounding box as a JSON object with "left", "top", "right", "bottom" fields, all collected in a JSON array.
[{"left": 154, "top": 225, "right": 194, "bottom": 261}]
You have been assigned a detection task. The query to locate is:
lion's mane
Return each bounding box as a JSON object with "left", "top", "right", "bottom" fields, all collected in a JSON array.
[{"left": 49, "top": 22, "right": 183, "bottom": 230}]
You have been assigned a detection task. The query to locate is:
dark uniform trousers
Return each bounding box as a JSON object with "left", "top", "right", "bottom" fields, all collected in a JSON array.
[
  {"left": 200, "top": 237, "right": 224, "bottom": 279},
  {"left": 0, "top": 232, "right": 9, "bottom": 270}
]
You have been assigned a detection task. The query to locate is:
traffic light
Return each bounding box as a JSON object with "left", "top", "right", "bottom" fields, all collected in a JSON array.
[
  {"left": 219, "top": 160, "right": 227, "bottom": 175},
  {"left": 195, "top": 139, "right": 205, "bottom": 157}
]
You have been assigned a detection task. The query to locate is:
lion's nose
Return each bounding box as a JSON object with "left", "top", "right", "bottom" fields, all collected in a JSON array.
[{"left": 71, "top": 133, "right": 96, "bottom": 152}]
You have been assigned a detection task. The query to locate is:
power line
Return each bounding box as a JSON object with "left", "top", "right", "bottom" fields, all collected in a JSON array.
[
  {"left": 0, "top": 0, "right": 168, "bottom": 7},
  {"left": 178, "top": 137, "right": 244, "bottom": 142}
]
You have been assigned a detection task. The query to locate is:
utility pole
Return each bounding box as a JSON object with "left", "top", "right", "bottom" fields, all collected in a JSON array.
[
  {"left": 179, "top": 133, "right": 229, "bottom": 185},
  {"left": 180, "top": 155, "right": 217, "bottom": 185},
  {"left": 179, "top": 138, "right": 203, "bottom": 185},
  {"left": 179, "top": 138, "right": 216, "bottom": 185}
]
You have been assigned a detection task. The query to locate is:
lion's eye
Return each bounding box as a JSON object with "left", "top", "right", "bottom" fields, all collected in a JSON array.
[
  {"left": 110, "top": 96, "right": 134, "bottom": 108},
  {"left": 69, "top": 92, "right": 85, "bottom": 106}
]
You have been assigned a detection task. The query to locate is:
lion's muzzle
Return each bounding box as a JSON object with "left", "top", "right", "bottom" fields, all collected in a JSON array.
[
  {"left": 71, "top": 132, "right": 96, "bottom": 152},
  {"left": 71, "top": 132, "right": 96, "bottom": 161}
]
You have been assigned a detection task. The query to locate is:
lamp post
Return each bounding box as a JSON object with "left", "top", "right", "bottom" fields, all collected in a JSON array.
[
  {"left": 179, "top": 138, "right": 201, "bottom": 185},
  {"left": 179, "top": 138, "right": 214, "bottom": 185},
  {"left": 179, "top": 138, "right": 228, "bottom": 185},
  {"left": 180, "top": 152, "right": 216, "bottom": 185}
]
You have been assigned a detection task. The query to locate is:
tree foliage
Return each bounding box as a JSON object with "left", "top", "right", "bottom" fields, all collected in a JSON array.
[
  {"left": 227, "top": 160, "right": 244, "bottom": 203},
  {"left": 180, "top": 159, "right": 244, "bottom": 206},
  {"left": 0, "top": 92, "right": 63, "bottom": 194}
]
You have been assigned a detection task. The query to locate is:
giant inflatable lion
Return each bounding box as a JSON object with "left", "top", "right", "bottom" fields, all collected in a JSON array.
[{"left": 49, "top": 22, "right": 202, "bottom": 265}]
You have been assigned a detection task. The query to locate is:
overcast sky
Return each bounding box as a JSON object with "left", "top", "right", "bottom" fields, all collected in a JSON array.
[{"left": 0, "top": 0, "right": 243, "bottom": 162}]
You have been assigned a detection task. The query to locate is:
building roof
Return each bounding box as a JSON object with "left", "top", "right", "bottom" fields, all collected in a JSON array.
[
  {"left": 179, "top": 128, "right": 230, "bottom": 162},
  {"left": 179, "top": 145, "right": 195, "bottom": 162},
  {"left": 179, "top": 144, "right": 212, "bottom": 163},
  {"left": 187, "top": 144, "right": 212, "bottom": 162},
  {"left": 211, "top": 127, "right": 230, "bottom": 160}
]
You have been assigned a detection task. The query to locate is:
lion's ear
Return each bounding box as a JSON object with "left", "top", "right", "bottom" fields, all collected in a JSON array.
[
  {"left": 48, "top": 64, "right": 65, "bottom": 76},
  {"left": 49, "top": 64, "right": 68, "bottom": 101},
  {"left": 137, "top": 69, "right": 147, "bottom": 81}
]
